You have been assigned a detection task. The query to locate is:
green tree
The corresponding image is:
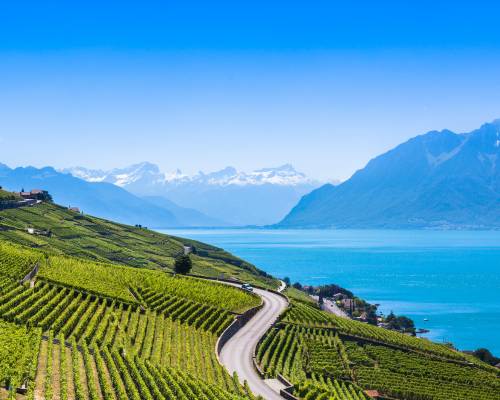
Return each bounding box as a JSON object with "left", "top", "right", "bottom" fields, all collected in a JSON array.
[{"left": 174, "top": 254, "right": 192, "bottom": 275}]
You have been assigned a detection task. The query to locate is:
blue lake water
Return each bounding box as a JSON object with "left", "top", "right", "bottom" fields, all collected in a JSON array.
[{"left": 158, "top": 229, "right": 500, "bottom": 354}]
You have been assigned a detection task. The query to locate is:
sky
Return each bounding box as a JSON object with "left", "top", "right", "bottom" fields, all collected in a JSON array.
[{"left": 1, "top": 1, "right": 500, "bottom": 181}]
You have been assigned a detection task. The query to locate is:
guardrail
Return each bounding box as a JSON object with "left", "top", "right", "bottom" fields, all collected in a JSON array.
[
  {"left": 215, "top": 301, "right": 264, "bottom": 357},
  {"left": 277, "top": 374, "right": 299, "bottom": 400}
]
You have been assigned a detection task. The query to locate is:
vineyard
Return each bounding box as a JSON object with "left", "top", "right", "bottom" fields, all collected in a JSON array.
[
  {"left": 32, "top": 336, "right": 251, "bottom": 400},
  {"left": 0, "top": 202, "right": 278, "bottom": 289},
  {"left": 0, "top": 242, "right": 40, "bottom": 280},
  {"left": 282, "top": 301, "right": 471, "bottom": 361},
  {"left": 0, "top": 321, "right": 40, "bottom": 396},
  {"left": 0, "top": 239, "right": 260, "bottom": 399},
  {"left": 1, "top": 201, "right": 499, "bottom": 400},
  {"left": 256, "top": 300, "right": 500, "bottom": 400},
  {"left": 39, "top": 255, "right": 261, "bottom": 313}
]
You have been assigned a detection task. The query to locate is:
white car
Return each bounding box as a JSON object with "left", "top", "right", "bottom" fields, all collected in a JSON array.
[{"left": 241, "top": 283, "right": 254, "bottom": 292}]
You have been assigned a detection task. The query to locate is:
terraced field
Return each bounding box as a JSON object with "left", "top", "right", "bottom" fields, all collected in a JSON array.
[
  {"left": 0, "top": 202, "right": 277, "bottom": 289},
  {"left": 1, "top": 202, "right": 499, "bottom": 400},
  {"left": 256, "top": 297, "right": 500, "bottom": 400},
  {"left": 0, "top": 239, "right": 259, "bottom": 399}
]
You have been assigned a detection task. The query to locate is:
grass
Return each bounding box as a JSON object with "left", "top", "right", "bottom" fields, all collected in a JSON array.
[
  {"left": 284, "top": 287, "right": 317, "bottom": 305},
  {"left": 0, "top": 189, "right": 20, "bottom": 201}
]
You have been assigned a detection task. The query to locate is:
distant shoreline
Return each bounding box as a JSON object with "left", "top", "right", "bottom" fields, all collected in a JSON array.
[{"left": 156, "top": 227, "right": 500, "bottom": 354}]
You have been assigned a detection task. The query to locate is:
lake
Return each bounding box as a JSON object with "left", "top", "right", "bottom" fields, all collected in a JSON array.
[{"left": 158, "top": 228, "right": 500, "bottom": 354}]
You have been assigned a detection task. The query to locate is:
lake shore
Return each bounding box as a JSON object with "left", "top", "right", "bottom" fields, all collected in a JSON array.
[{"left": 158, "top": 228, "right": 500, "bottom": 354}]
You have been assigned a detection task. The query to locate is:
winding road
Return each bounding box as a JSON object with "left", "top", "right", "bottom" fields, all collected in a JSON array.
[{"left": 219, "top": 283, "right": 289, "bottom": 400}]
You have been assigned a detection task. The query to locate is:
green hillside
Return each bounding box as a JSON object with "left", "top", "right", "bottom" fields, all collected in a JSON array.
[
  {"left": 0, "top": 199, "right": 498, "bottom": 400},
  {"left": 256, "top": 295, "right": 500, "bottom": 400},
  {"left": 0, "top": 202, "right": 277, "bottom": 289},
  {"left": 0, "top": 237, "right": 260, "bottom": 399}
]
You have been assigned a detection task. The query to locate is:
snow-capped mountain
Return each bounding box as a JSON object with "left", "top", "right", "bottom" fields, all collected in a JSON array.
[
  {"left": 63, "top": 162, "right": 165, "bottom": 187},
  {"left": 63, "top": 163, "right": 318, "bottom": 188},
  {"left": 62, "top": 164, "right": 324, "bottom": 225}
]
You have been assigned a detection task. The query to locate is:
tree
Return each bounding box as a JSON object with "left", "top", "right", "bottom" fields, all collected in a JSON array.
[
  {"left": 283, "top": 277, "right": 291, "bottom": 286},
  {"left": 472, "top": 348, "right": 500, "bottom": 366},
  {"left": 174, "top": 255, "right": 192, "bottom": 275}
]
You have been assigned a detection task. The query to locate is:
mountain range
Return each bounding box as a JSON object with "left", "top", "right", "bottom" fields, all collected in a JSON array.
[
  {"left": 0, "top": 164, "right": 220, "bottom": 228},
  {"left": 63, "top": 164, "right": 322, "bottom": 225},
  {"left": 278, "top": 120, "right": 500, "bottom": 229}
]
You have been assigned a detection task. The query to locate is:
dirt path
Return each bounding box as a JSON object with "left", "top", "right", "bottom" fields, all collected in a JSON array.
[{"left": 34, "top": 340, "right": 47, "bottom": 400}]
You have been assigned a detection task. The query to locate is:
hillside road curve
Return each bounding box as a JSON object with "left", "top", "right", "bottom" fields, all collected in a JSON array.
[{"left": 219, "top": 284, "right": 289, "bottom": 400}]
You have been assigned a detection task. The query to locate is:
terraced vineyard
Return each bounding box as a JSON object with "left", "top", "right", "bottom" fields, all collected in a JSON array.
[
  {"left": 0, "top": 321, "right": 41, "bottom": 396},
  {"left": 0, "top": 238, "right": 259, "bottom": 399},
  {"left": 0, "top": 202, "right": 278, "bottom": 289},
  {"left": 1, "top": 201, "right": 499, "bottom": 400},
  {"left": 282, "top": 301, "right": 468, "bottom": 360},
  {"left": 39, "top": 254, "right": 260, "bottom": 313},
  {"left": 33, "top": 336, "right": 248, "bottom": 400},
  {"left": 256, "top": 299, "right": 500, "bottom": 400},
  {"left": 0, "top": 242, "right": 40, "bottom": 280}
]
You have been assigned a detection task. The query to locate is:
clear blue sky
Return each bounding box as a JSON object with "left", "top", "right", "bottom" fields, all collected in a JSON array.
[{"left": 1, "top": 1, "right": 500, "bottom": 180}]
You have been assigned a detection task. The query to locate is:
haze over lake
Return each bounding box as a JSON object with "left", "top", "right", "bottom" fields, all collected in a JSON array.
[{"left": 159, "top": 228, "right": 500, "bottom": 354}]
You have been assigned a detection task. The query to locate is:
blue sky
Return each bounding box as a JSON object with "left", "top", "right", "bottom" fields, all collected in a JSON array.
[{"left": 1, "top": 1, "right": 500, "bottom": 180}]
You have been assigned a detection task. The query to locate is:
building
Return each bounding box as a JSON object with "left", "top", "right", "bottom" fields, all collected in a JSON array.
[
  {"left": 19, "top": 189, "right": 50, "bottom": 201},
  {"left": 364, "top": 390, "right": 382, "bottom": 399},
  {"left": 68, "top": 207, "right": 80, "bottom": 213},
  {"left": 26, "top": 227, "right": 51, "bottom": 237}
]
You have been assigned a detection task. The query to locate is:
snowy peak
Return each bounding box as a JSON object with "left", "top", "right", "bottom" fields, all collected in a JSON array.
[
  {"left": 108, "top": 162, "right": 162, "bottom": 187},
  {"left": 63, "top": 163, "right": 320, "bottom": 187},
  {"left": 62, "top": 166, "right": 108, "bottom": 183},
  {"left": 62, "top": 162, "right": 164, "bottom": 187}
]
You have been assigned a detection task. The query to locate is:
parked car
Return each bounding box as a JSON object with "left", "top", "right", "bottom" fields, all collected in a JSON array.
[{"left": 241, "top": 283, "right": 254, "bottom": 292}]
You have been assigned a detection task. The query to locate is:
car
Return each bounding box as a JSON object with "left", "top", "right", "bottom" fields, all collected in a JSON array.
[{"left": 241, "top": 283, "right": 253, "bottom": 292}]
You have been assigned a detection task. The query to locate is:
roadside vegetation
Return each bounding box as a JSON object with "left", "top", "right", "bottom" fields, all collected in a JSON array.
[
  {"left": 0, "top": 202, "right": 278, "bottom": 288},
  {"left": 1, "top": 196, "right": 498, "bottom": 400},
  {"left": 0, "top": 237, "right": 259, "bottom": 399},
  {"left": 256, "top": 299, "right": 500, "bottom": 400}
]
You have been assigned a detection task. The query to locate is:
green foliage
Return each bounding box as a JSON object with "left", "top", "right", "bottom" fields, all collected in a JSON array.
[
  {"left": 39, "top": 253, "right": 260, "bottom": 313},
  {"left": 471, "top": 348, "right": 500, "bottom": 366},
  {"left": 0, "top": 240, "right": 40, "bottom": 280},
  {"left": 282, "top": 302, "right": 466, "bottom": 361},
  {"left": 0, "top": 189, "right": 19, "bottom": 201},
  {"left": 0, "top": 202, "right": 279, "bottom": 288},
  {"left": 295, "top": 375, "right": 368, "bottom": 400},
  {"left": 284, "top": 287, "right": 317, "bottom": 305},
  {"left": 385, "top": 311, "right": 415, "bottom": 334},
  {"left": 257, "top": 299, "right": 500, "bottom": 400},
  {"left": 0, "top": 321, "right": 41, "bottom": 391},
  {"left": 0, "top": 204, "right": 268, "bottom": 399},
  {"left": 174, "top": 254, "right": 192, "bottom": 274}
]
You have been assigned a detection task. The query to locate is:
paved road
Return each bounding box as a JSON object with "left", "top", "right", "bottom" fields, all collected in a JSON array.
[
  {"left": 219, "top": 285, "right": 289, "bottom": 400},
  {"left": 322, "top": 298, "right": 349, "bottom": 318}
]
